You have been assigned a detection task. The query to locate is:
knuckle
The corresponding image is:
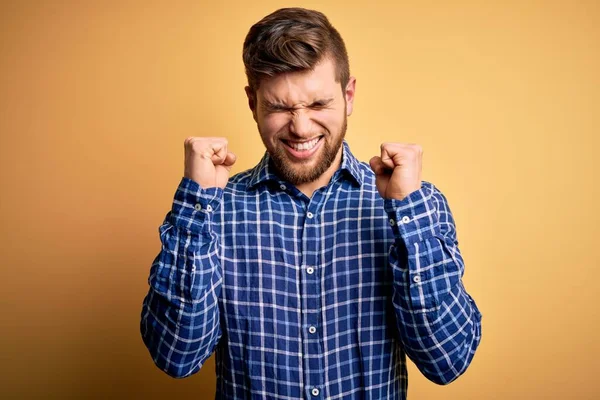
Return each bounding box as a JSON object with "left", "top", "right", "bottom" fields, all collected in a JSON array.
[{"left": 194, "top": 142, "right": 210, "bottom": 155}]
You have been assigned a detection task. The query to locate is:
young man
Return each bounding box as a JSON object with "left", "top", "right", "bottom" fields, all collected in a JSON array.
[{"left": 141, "top": 7, "right": 482, "bottom": 399}]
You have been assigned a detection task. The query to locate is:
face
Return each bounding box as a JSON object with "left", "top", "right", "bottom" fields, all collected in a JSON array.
[{"left": 246, "top": 58, "right": 356, "bottom": 185}]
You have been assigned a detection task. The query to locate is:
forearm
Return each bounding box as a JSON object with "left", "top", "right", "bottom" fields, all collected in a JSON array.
[
  {"left": 140, "top": 178, "right": 224, "bottom": 378},
  {"left": 390, "top": 241, "right": 482, "bottom": 384},
  {"left": 386, "top": 182, "right": 482, "bottom": 384}
]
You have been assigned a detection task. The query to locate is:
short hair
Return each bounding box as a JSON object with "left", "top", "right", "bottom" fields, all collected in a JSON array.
[{"left": 242, "top": 7, "right": 350, "bottom": 92}]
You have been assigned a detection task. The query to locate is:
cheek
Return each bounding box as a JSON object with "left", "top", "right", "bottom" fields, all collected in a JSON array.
[
  {"left": 312, "top": 111, "right": 343, "bottom": 131},
  {"left": 260, "top": 114, "right": 290, "bottom": 138}
]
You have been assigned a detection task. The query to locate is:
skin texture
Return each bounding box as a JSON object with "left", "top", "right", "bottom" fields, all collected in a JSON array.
[{"left": 184, "top": 57, "right": 422, "bottom": 200}]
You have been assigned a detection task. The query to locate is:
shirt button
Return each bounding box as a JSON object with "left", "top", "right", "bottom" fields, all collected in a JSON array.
[
  {"left": 389, "top": 218, "right": 395, "bottom": 226},
  {"left": 306, "top": 266, "right": 314, "bottom": 274},
  {"left": 401, "top": 216, "right": 411, "bottom": 224},
  {"left": 206, "top": 205, "right": 213, "bottom": 212},
  {"left": 311, "top": 388, "right": 320, "bottom": 396},
  {"left": 279, "top": 184, "right": 286, "bottom": 190},
  {"left": 307, "top": 212, "right": 314, "bottom": 219},
  {"left": 194, "top": 204, "right": 202, "bottom": 211},
  {"left": 308, "top": 326, "right": 317, "bottom": 334},
  {"left": 413, "top": 274, "right": 421, "bottom": 283}
]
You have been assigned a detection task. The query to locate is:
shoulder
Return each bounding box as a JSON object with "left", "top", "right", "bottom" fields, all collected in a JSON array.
[
  {"left": 227, "top": 168, "right": 254, "bottom": 185},
  {"left": 354, "top": 160, "right": 437, "bottom": 188},
  {"left": 223, "top": 168, "right": 254, "bottom": 196},
  {"left": 356, "top": 160, "right": 446, "bottom": 203}
]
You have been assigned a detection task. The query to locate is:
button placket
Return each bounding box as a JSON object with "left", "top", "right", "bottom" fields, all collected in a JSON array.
[
  {"left": 300, "top": 197, "right": 325, "bottom": 398},
  {"left": 303, "top": 259, "right": 321, "bottom": 394}
]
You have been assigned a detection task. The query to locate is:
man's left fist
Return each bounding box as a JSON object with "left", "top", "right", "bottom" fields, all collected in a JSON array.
[{"left": 369, "top": 143, "right": 423, "bottom": 200}]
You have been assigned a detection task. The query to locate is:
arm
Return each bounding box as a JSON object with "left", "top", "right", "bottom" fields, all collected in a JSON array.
[
  {"left": 140, "top": 177, "right": 224, "bottom": 378},
  {"left": 385, "top": 182, "right": 482, "bottom": 384}
]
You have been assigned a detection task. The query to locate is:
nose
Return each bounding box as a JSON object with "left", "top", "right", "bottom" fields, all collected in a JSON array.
[{"left": 288, "top": 109, "right": 313, "bottom": 138}]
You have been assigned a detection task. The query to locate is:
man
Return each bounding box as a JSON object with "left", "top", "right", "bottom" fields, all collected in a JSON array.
[{"left": 141, "top": 7, "right": 482, "bottom": 399}]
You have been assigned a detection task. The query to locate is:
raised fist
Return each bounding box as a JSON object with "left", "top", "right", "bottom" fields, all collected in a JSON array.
[
  {"left": 369, "top": 143, "right": 422, "bottom": 200},
  {"left": 184, "top": 137, "right": 236, "bottom": 189}
]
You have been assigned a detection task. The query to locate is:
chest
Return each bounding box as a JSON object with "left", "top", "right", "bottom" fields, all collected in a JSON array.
[{"left": 215, "top": 188, "right": 393, "bottom": 306}]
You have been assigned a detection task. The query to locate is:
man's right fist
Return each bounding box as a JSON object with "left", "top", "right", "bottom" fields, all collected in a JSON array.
[{"left": 184, "top": 137, "right": 236, "bottom": 189}]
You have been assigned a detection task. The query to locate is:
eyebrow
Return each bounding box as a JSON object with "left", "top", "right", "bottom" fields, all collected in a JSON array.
[{"left": 262, "top": 98, "right": 334, "bottom": 111}]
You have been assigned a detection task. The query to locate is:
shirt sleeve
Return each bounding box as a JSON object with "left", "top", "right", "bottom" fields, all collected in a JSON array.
[
  {"left": 140, "top": 177, "right": 224, "bottom": 378},
  {"left": 384, "top": 181, "right": 483, "bottom": 385}
]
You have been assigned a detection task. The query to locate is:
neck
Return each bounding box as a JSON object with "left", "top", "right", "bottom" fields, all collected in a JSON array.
[{"left": 295, "top": 146, "right": 344, "bottom": 198}]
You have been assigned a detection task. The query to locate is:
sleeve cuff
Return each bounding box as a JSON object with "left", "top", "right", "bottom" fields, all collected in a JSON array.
[
  {"left": 384, "top": 182, "right": 441, "bottom": 246},
  {"left": 169, "top": 177, "right": 224, "bottom": 233}
]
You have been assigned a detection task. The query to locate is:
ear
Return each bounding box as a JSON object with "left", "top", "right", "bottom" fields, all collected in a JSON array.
[
  {"left": 344, "top": 77, "right": 356, "bottom": 116},
  {"left": 245, "top": 86, "right": 258, "bottom": 122}
]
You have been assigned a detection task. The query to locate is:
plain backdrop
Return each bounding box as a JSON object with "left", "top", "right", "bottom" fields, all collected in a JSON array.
[{"left": 1, "top": 0, "right": 598, "bottom": 398}]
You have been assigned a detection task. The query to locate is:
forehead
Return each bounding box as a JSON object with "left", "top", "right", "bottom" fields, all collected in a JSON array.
[{"left": 257, "top": 58, "right": 341, "bottom": 104}]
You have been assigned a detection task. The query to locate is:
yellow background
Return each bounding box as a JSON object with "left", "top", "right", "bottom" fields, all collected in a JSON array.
[{"left": 1, "top": 0, "right": 598, "bottom": 398}]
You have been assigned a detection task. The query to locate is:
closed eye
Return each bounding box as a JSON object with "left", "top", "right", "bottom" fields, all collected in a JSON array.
[
  {"left": 309, "top": 99, "right": 333, "bottom": 109},
  {"left": 262, "top": 102, "right": 290, "bottom": 113},
  {"left": 262, "top": 98, "right": 334, "bottom": 113}
]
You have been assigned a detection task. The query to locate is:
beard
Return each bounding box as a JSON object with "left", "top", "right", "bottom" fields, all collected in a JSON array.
[{"left": 264, "top": 115, "right": 347, "bottom": 185}]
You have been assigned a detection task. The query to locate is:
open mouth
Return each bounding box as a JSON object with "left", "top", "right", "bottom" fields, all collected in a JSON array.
[{"left": 282, "top": 136, "right": 323, "bottom": 152}]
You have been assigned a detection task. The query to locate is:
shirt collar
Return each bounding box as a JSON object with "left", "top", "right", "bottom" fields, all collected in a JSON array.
[{"left": 247, "top": 140, "right": 364, "bottom": 190}]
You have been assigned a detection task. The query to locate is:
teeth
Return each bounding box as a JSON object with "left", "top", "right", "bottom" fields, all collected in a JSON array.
[{"left": 289, "top": 137, "right": 320, "bottom": 151}]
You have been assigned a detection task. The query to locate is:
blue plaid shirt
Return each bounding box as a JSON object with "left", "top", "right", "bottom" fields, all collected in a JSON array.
[{"left": 141, "top": 142, "right": 482, "bottom": 399}]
